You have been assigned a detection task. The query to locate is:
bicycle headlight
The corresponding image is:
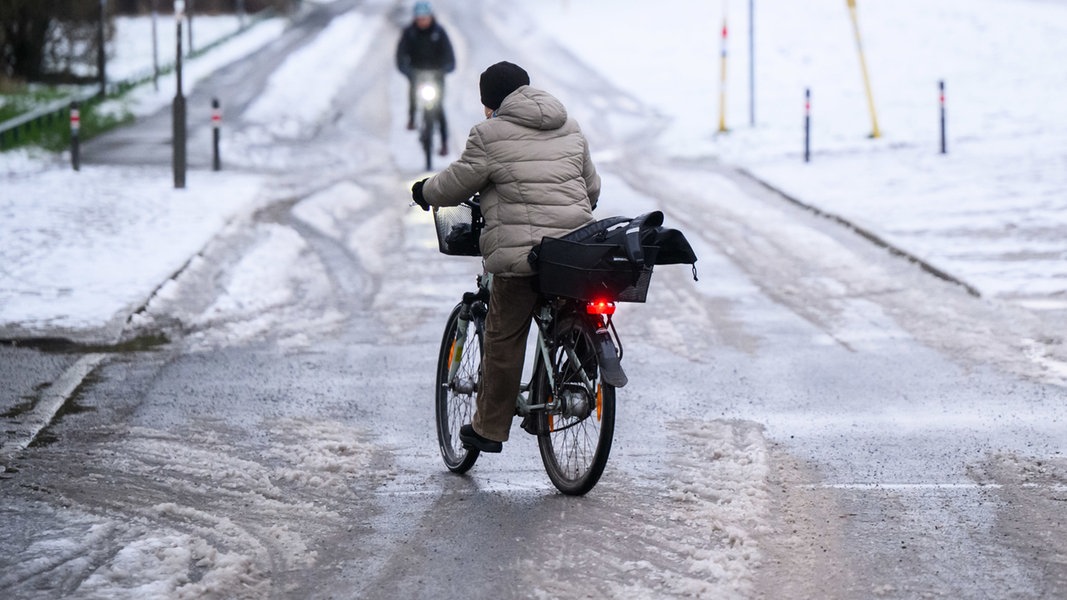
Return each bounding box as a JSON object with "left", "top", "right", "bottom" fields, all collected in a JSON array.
[{"left": 419, "top": 84, "right": 438, "bottom": 103}]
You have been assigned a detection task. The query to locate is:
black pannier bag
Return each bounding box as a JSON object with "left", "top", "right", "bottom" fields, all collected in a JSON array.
[{"left": 529, "top": 211, "right": 698, "bottom": 303}]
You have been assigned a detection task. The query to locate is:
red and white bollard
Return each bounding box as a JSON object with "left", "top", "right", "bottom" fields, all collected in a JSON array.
[
  {"left": 939, "top": 80, "right": 947, "bottom": 154},
  {"left": 211, "top": 97, "right": 221, "bottom": 171},
  {"left": 718, "top": 17, "right": 729, "bottom": 133},
  {"left": 70, "top": 101, "right": 81, "bottom": 171},
  {"left": 804, "top": 88, "right": 811, "bottom": 163}
]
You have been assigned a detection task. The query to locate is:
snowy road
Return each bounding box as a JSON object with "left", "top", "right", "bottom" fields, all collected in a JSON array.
[{"left": 2, "top": 1, "right": 1066, "bottom": 598}]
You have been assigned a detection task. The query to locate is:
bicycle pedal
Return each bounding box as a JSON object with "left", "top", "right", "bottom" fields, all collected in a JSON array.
[{"left": 520, "top": 415, "right": 540, "bottom": 436}]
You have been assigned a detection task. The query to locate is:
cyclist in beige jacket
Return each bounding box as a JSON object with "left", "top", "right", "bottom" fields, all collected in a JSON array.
[{"left": 412, "top": 61, "right": 601, "bottom": 453}]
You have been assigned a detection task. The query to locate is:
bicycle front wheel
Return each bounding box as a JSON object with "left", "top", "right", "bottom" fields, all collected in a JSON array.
[
  {"left": 535, "top": 317, "right": 616, "bottom": 495},
  {"left": 435, "top": 302, "right": 482, "bottom": 473}
]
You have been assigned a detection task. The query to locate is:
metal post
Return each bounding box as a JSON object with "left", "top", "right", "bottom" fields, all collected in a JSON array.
[
  {"left": 212, "top": 98, "right": 221, "bottom": 171},
  {"left": 237, "top": 0, "right": 246, "bottom": 28},
  {"left": 173, "top": 1, "right": 187, "bottom": 189},
  {"left": 749, "top": 0, "right": 755, "bottom": 127},
  {"left": 97, "top": 0, "right": 107, "bottom": 98},
  {"left": 804, "top": 88, "right": 811, "bottom": 163},
  {"left": 939, "top": 80, "right": 947, "bottom": 154},
  {"left": 70, "top": 102, "right": 81, "bottom": 171}
]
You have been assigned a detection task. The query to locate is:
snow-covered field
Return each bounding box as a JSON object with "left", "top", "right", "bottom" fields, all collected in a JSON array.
[{"left": 512, "top": 0, "right": 1067, "bottom": 309}]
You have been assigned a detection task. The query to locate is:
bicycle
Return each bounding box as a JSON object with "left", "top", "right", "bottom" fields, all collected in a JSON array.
[
  {"left": 430, "top": 197, "right": 661, "bottom": 496},
  {"left": 412, "top": 69, "right": 444, "bottom": 171}
]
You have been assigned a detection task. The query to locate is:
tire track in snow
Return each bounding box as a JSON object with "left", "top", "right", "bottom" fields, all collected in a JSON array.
[{"left": 1, "top": 418, "right": 390, "bottom": 598}]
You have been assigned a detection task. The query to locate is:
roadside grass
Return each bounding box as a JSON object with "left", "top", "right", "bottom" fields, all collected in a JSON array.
[
  {"left": 0, "top": 87, "right": 71, "bottom": 122},
  {"left": 0, "top": 85, "right": 134, "bottom": 153},
  {"left": 1, "top": 10, "right": 272, "bottom": 155}
]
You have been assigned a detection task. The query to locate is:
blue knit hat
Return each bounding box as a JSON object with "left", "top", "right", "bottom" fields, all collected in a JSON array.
[{"left": 414, "top": 2, "right": 432, "bottom": 16}]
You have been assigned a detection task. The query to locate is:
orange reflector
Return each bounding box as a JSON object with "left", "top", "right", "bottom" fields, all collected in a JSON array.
[
  {"left": 596, "top": 384, "right": 603, "bottom": 421},
  {"left": 586, "top": 300, "right": 616, "bottom": 315}
]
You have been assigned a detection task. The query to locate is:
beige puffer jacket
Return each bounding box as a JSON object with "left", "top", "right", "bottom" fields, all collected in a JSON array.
[{"left": 422, "top": 86, "right": 601, "bottom": 276}]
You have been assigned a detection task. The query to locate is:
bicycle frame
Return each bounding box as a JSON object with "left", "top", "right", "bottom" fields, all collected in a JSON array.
[{"left": 518, "top": 304, "right": 562, "bottom": 415}]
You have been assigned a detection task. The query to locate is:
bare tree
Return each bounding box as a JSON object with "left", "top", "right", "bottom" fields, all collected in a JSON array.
[{"left": 0, "top": 0, "right": 112, "bottom": 85}]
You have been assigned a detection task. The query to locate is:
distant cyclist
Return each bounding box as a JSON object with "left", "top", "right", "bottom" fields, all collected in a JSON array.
[{"left": 395, "top": 1, "right": 456, "bottom": 156}]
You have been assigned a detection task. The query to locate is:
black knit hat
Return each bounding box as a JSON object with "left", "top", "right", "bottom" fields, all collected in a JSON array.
[{"left": 479, "top": 61, "right": 530, "bottom": 110}]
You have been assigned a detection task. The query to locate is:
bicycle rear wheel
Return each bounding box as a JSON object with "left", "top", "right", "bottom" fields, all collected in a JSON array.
[
  {"left": 436, "top": 302, "right": 482, "bottom": 473},
  {"left": 535, "top": 316, "right": 616, "bottom": 495}
]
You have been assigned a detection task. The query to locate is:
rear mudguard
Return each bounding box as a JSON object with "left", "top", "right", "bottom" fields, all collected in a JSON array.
[{"left": 593, "top": 328, "right": 628, "bottom": 388}]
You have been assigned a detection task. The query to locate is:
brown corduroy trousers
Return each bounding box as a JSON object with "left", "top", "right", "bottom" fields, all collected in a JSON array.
[{"left": 472, "top": 275, "right": 540, "bottom": 442}]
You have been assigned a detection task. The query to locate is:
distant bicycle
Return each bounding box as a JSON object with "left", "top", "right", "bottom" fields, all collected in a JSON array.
[
  {"left": 412, "top": 69, "right": 444, "bottom": 171},
  {"left": 429, "top": 197, "right": 696, "bottom": 495}
]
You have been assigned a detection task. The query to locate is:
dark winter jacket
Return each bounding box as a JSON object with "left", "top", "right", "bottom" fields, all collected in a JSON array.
[
  {"left": 396, "top": 19, "right": 455, "bottom": 77},
  {"left": 423, "top": 86, "right": 601, "bottom": 276}
]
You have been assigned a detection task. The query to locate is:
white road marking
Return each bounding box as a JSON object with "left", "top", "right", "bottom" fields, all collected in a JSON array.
[{"left": 805, "top": 483, "right": 1067, "bottom": 492}]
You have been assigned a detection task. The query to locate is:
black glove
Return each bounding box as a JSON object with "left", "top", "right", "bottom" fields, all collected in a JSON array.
[{"left": 411, "top": 178, "right": 430, "bottom": 211}]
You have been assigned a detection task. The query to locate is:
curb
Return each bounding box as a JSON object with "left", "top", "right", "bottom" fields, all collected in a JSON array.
[{"left": 736, "top": 167, "right": 982, "bottom": 298}]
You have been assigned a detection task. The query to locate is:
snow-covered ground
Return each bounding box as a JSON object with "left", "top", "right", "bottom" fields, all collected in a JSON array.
[
  {"left": 1, "top": 2, "right": 1065, "bottom": 596},
  {"left": 0, "top": 14, "right": 288, "bottom": 341},
  {"left": 514, "top": 0, "right": 1067, "bottom": 309},
  {"left": 2, "top": 0, "right": 1064, "bottom": 343}
]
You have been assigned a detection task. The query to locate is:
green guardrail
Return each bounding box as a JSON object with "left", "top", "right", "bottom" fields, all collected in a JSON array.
[{"left": 0, "top": 9, "right": 275, "bottom": 152}]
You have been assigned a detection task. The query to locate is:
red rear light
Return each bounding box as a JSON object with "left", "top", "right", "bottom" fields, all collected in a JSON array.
[{"left": 586, "top": 300, "right": 616, "bottom": 316}]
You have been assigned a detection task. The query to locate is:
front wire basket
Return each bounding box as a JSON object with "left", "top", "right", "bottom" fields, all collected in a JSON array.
[{"left": 432, "top": 202, "right": 482, "bottom": 257}]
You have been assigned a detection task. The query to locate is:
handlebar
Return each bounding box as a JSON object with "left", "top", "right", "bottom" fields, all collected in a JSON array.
[{"left": 410, "top": 193, "right": 480, "bottom": 210}]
